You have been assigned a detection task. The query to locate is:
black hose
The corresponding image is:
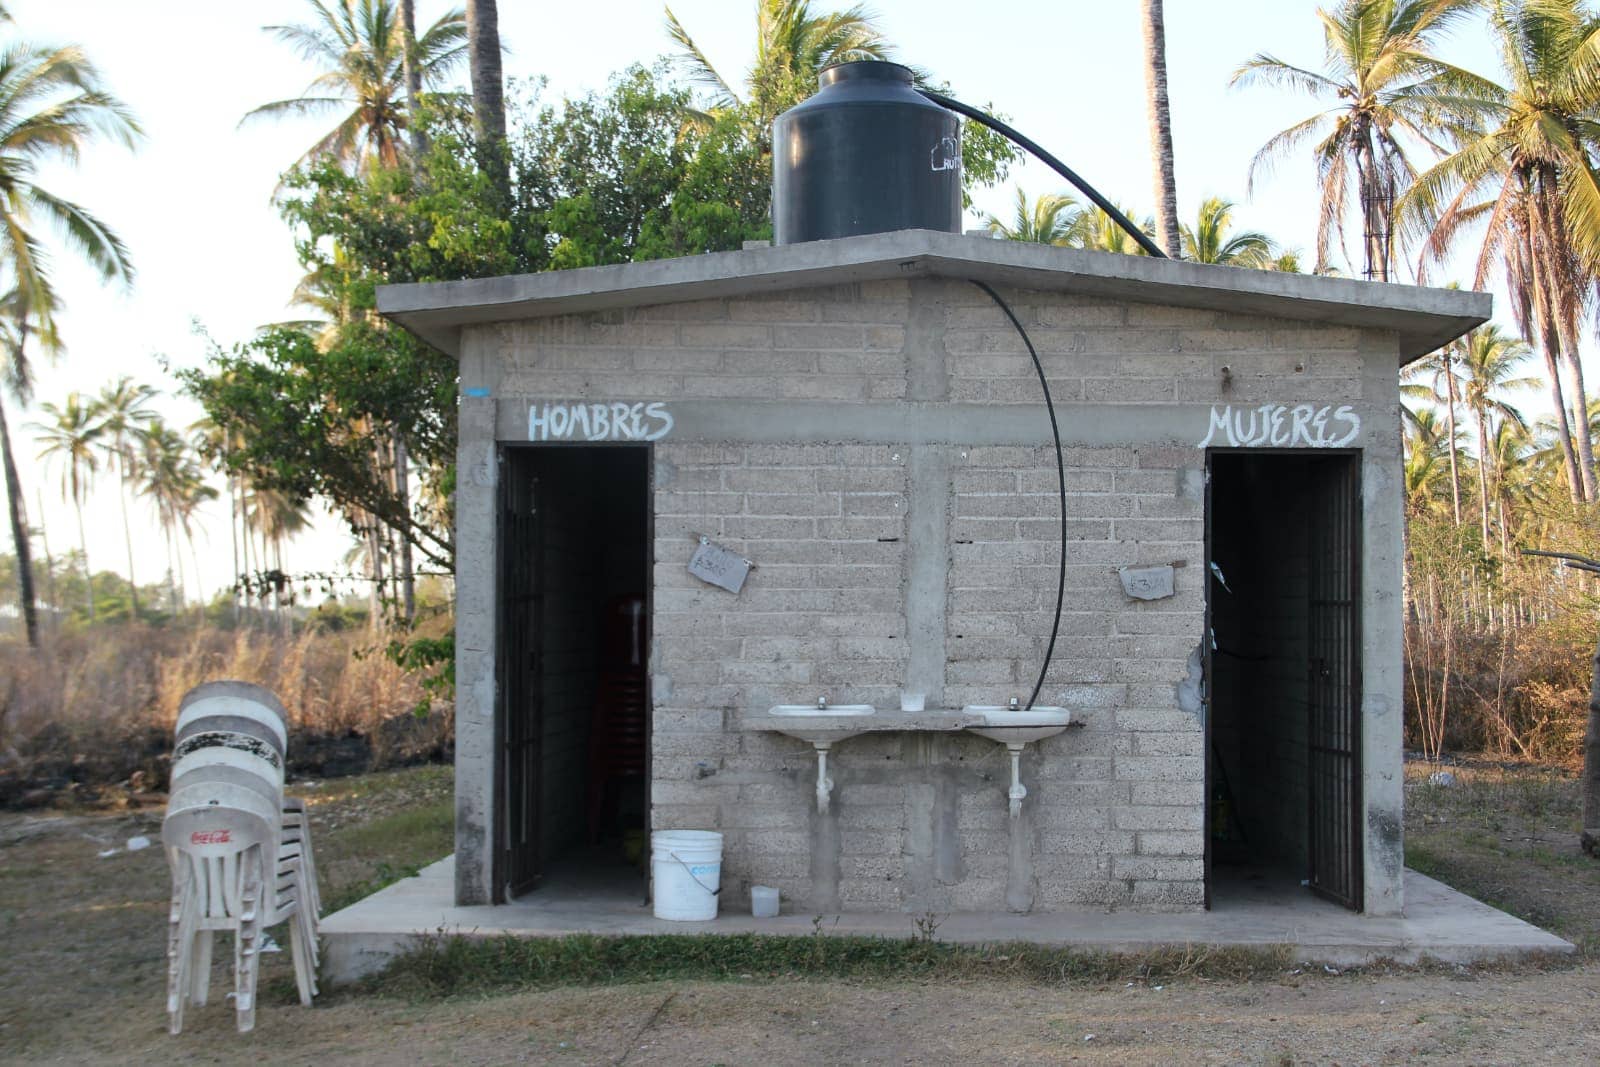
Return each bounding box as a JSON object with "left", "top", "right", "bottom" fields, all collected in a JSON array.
[
  {"left": 919, "top": 89, "right": 1168, "bottom": 260},
  {"left": 970, "top": 280, "right": 1066, "bottom": 712}
]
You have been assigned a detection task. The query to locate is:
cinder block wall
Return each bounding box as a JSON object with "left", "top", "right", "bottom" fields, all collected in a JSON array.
[{"left": 458, "top": 274, "right": 1403, "bottom": 914}]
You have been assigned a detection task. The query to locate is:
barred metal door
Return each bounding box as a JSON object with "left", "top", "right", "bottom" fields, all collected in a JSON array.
[
  {"left": 1306, "top": 456, "right": 1362, "bottom": 910},
  {"left": 498, "top": 451, "right": 543, "bottom": 900}
]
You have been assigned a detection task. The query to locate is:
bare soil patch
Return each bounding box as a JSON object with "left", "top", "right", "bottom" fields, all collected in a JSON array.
[{"left": 2, "top": 762, "right": 1596, "bottom": 1065}]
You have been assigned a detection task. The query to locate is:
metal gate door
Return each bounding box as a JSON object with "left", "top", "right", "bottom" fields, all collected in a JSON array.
[
  {"left": 498, "top": 451, "right": 543, "bottom": 900},
  {"left": 1306, "top": 456, "right": 1362, "bottom": 910}
]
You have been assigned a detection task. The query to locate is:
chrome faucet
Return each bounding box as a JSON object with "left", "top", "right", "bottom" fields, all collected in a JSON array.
[
  {"left": 1008, "top": 697, "right": 1020, "bottom": 710},
  {"left": 817, "top": 696, "right": 828, "bottom": 710}
]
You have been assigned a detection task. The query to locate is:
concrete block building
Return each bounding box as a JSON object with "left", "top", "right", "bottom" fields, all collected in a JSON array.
[{"left": 380, "top": 229, "right": 1487, "bottom": 920}]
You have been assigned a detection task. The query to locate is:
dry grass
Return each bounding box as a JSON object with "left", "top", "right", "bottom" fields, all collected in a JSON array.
[{"left": 0, "top": 623, "right": 451, "bottom": 803}]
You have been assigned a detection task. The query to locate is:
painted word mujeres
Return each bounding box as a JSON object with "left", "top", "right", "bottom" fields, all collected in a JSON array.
[
  {"left": 527, "top": 401, "right": 674, "bottom": 442},
  {"left": 1198, "top": 403, "right": 1361, "bottom": 449}
]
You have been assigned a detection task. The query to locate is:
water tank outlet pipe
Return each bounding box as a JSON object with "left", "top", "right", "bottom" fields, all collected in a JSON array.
[{"left": 916, "top": 89, "right": 1168, "bottom": 260}]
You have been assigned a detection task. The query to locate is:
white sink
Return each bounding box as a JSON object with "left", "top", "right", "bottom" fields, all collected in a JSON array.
[
  {"left": 768, "top": 704, "right": 875, "bottom": 745},
  {"left": 962, "top": 705, "right": 1073, "bottom": 819},
  {"left": 962, "top": 705, "right": 1071, "bottom": 745},
  {"left": 767, "top": 705, "right": 875, "bottom": 814}
]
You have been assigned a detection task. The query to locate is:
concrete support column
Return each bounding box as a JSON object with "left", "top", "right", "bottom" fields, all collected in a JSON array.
[{"left": 1359, "top": 332, "right": 1406, "bottom": 917}]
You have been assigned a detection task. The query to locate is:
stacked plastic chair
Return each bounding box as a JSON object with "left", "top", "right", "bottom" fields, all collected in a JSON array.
[{"left": 162, "top": 681, "right": 321, "bottom": 1034}]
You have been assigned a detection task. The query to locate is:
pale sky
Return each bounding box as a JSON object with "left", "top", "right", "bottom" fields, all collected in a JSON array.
[{"left": 6, "top": 0, "right": 1558, "bottom": 605}]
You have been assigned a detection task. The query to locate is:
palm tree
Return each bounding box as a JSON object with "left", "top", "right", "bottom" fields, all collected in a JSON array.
[
  {"left": 244, "top": 0, "right": 468, "bottom": 172},
  {"left": 1401, "top": 346, "right": 1461, "bottom": 523},
  {"left": 1141, "top": 0, "right": 1181, "bottom": 257},
  {"left": 1403, "top": 407, "right": 1453, "bottom": 516},
  {"left": 465, "top": 0, "right": 505, "bottom": 196},
  {"left": 1068, "top": 204, "right": 1156, "bottom": 255},
  {"left": 1455, "top": 325, "right": 1537, "bottom": 549},
  {"left": 0, "top": 289, "right": 52, "bottom": 641},
  {"left": 31, "top": 393, "right": 100, "bottom": 621},
  {"left": 0, "top": 38, "right": 139, "bottom": 645},
  {"left": 1232, "top": 0, "right": 1489, "bottom": 279},
  {"left": 1404, "top": 0, "right": 1600, "bottom": 504},
  {"left": 985, "top": 188, "right": 1081, "bottom": 244},
  {"left": 666, "top": 0, "right": 893, "bottom": 137},
  {"left": 91, "top": 376, "right": 156, "bottom": 618},
  {"left": 139, "top": 419, "right": 216, "bottom": 611},
  {"left": 245, "top": 484, "right": 312, "bottom": 630},
  {"left": 1180, "top": 196, "right": 1278, "bottom": 267}
]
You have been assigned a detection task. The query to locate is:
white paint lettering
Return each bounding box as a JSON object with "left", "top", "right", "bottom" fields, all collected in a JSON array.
[
  {"left": 644, "top": 402, "right": 674, "bottom": 441},
  {"left": 526, "top": 401, "right": 676, "bottom": 442},
  {"left": 1198, "top": 406, "right": 1236, "bottom": 448},
  {"left": 1330, "top": 404, "right": 1361, "bottom": 447},
  {"left": 1197, "top": 404, "right": 1362, "bottom": 449}
]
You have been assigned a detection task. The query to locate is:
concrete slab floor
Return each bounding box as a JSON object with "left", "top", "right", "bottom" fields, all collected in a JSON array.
[{"left": 320, "top": 855, "right": 1575, "bottom": 984}]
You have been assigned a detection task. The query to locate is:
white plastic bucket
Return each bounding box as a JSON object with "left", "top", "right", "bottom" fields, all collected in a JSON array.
[{"left": 651, "top": 830, "right": 723, "bottom": 921}]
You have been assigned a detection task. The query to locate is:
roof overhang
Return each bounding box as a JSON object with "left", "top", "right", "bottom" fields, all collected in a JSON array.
[{"left": 377, "top": 229, "right": 1490, "bottom": 365}]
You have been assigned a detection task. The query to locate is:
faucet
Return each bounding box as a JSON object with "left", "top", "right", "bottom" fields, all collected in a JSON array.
[
  {"left": 817, "top": 696, "right": 828, "bottom": 710},
  {"left": 1008, "top": 697, "right": 1020, "bottom": 710}
]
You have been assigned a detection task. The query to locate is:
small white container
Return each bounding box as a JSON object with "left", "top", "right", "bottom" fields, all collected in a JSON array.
[
  {"left": 900, "top": 691, "right": 926, "bottom": 712},
  {"left": 751, "top": 884, "right": 780, "bottom": 918}
]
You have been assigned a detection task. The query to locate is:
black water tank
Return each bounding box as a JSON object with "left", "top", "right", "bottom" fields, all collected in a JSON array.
[{"left": 772, "top": 61, "right": 962, "bottom": 245}]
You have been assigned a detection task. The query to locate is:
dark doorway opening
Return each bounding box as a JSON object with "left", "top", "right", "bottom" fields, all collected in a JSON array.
[
  {"left": 1206, "top": 452, "right": 1362, "bottom": 911},
  {"left": 496, "top": 446, "right": 651, "bottom": 904}
]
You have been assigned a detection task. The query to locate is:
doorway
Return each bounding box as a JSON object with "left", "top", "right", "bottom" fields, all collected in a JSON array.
[
  {"left": 496, "top": 446, "right": 652, "bottom": 903},
  {"left": 1206, "top": 452, "right": 1362, "bottom": 911}
]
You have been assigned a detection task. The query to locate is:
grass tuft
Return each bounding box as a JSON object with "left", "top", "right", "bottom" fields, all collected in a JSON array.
[{"left": 368, "top": 932, "right": 1294, "bottom": 999}]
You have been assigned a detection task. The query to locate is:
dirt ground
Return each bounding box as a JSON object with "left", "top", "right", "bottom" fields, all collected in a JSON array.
[{"left": 2, "top": 763, "right": 1596, "bottom": 1066}]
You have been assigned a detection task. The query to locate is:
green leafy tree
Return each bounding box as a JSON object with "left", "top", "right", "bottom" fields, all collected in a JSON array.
[
  {"left": 0, "top": 31, "right": 139, "bottom": 645},
  {"left": 1232, "top": 0, "right": 1489, "bottom": 278},
  {"left": 245, "top": 0, "right": 467, "bottom": 171},
  {"left": 1404, "top": 0, "right": 1600, "bottom": 504}
]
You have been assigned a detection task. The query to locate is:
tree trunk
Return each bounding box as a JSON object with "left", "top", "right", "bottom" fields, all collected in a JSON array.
[
  {"left": 1561, "top": 352, "right": 1598, "bottom": 501},
  {"left": 228, "top": 470, "right": 241, "bottom": 625},
  {"left": 73, "top": 495, "right": 93, "bottom": 621},
  {"left": 1140, "top": 0, "right": 1180, "bottom": 259},
  {"left": 1538, "top": 330, "right": 1582, "bottom": 503},
  {"left": 1475, "top": 412, "right": 1492, "bottom": 551},
  {"left": 393, "top": 428, "right": 415, "bottom": 624},
  {"left": 1584, "top": 624, "right": 1600, "bottom": 856},
  {"left": 0, "top": 392, "right": 38, "bottom": 646},
  {"left": 116, "top": 461, "right": 141, "bottom": 618},
  {"left": 466, "top": 0, "right": 508, "bottom": 202},
  {"left": 1443, "top": 350, "right": 1461, "bottom": 526},
  {"left": 399, "top": 0, "right": 427, "bottom": 159},
  {"left": 35, "top": 489, "right": 56, "bottom": 623}
]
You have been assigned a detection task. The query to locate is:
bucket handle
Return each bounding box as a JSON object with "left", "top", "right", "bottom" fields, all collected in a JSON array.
[{"left": 667, "top": 850, "right": 721, "bottom": 897}]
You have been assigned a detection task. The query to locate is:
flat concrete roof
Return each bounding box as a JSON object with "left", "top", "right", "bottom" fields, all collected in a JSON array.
[{"left": 377, "top": 229, "right": 1490, "bottom": 365}]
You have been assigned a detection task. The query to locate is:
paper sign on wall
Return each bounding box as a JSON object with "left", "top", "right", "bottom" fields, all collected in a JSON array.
[{"left": 688, "top": 537, "right": 752, "bottom": 594}]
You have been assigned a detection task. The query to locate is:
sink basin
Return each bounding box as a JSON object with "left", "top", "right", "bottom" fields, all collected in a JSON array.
[
  {"left": 767, "top": 705, "right": 876, "bottom": 814},
  {"left": 962, "top": 705, "right": 1071, "bottom": 745},
  {"left": 768, "top": 705, "right": 875, "bottom": 745},
  {"left": 962, "top": 706, "right": 1073, "bottom": 818}
]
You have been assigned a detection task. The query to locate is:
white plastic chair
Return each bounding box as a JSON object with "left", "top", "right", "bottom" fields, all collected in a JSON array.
[{"left": 163, "top": 685, "right": 320, "bottom": 1034}]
